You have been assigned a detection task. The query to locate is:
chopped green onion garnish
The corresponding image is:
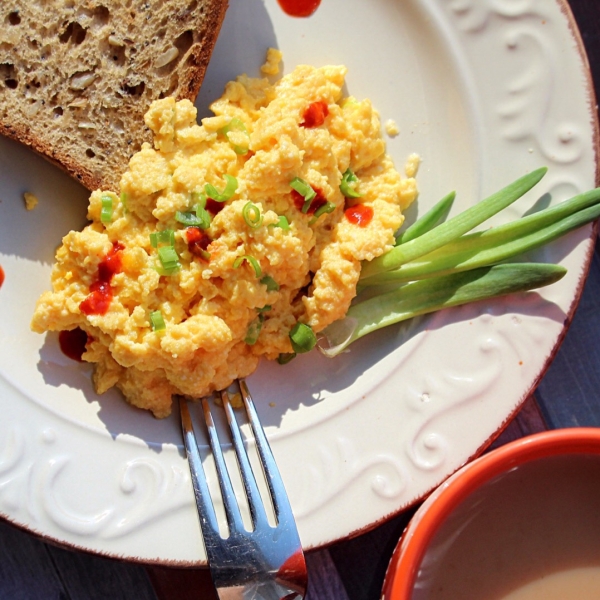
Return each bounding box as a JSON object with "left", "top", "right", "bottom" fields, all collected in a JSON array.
[
  {"left": 150, "top": 229, "right": 175, "bottom": 248},
  {"left": 120, "top": 192, "right": 129, "bottom": 214},
  {"left": 258, "top": 305, "right": 272, "bottom": 313},
  {"left": 194, "top": 204, "right": 211, "bottom": 229},
  {"left": 340, "top": 168, "right": 362, "bottom": 199},
  {"left": 233, "top": 254, "right": 262, "bottom": 278},
  {"left": 219, "top": 117, "right": 250, "bottom": 154},
  {"left": 149, "top": 310, "right": 166, "bottom": 332},
  {"left": 101, "top": 195, "right": 113, "bottom": 224},
  {"left": 271, "top": 215, "right": 290, "bottom": 230},
  {"left": 218, "top": 117, "right": 250, "bottom": 155},
  {"left": 192, "top": 190, "right": 207, "bottom": 208},
  {"left": 205, "top": 174, "right": 238, "bottom": 202},
  {"left": 260, "top": 275, "right": 279, "bottom": 291},
  {"left": 277, "top": 352, "right": 296, "bottom": 365},
  {"left": 176, "top": 211, "right": 203, "bottom": 227},
  {"left": 243, "top": 201, "right": 263, "bottom": 228},
  {"left": 290, "top": 177, "right": 316, "bottom": 213},
  {"left": 244, "top": 314, "right": 264, "bottom": 345},
  {"left": 289, "top": 322, "right": 317, "bottom": 354},
  {"left": 309, "top": 201, "right": 336, "bottom": 224},
  {"left": 158, "top": 245, "right": 180, "bottom": 269},
  {"left": 175, "top": 206, "right": 211, "bottom": 229}
]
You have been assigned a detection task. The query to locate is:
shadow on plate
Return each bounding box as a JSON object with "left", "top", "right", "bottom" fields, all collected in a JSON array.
[{"left": 195, "top": 0, "right": 278, "bottom": 118}]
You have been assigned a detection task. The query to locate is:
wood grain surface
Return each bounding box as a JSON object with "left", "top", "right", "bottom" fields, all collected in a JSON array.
[{"left": 0, "top": 1, "right": 598, "bottom": 599}]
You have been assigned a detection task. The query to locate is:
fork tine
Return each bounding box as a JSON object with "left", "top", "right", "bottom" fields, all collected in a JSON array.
[
  {"left": 200, "top": 397, "right": 245, "bottom": 535},
  {"left": 221, "top": 388, "right": 270, "bottom": 530},
  {"left": 178, "top": 399, "right": 221, "bottom": 542},
  {"left": 238, "top": 378, "right": 295, "bottom": 524}
]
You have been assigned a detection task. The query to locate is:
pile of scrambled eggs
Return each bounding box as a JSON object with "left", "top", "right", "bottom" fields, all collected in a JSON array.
[{"left": 31, "top": 50, "right": 418, "bottom": 418}]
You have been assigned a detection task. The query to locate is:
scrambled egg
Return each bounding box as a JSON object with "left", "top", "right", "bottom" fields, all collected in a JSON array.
[{"left": 31, "top": 50, "right": 418, "bottom": 418}]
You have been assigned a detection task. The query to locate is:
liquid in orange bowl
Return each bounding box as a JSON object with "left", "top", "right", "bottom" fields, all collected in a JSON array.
[{"left": 382, "top": 428, "right": 600, "bottom": 600}]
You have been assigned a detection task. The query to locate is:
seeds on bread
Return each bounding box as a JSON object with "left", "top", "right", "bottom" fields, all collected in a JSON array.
[{"left": 0, "top": 0, "right": 228, "bottom": 192}]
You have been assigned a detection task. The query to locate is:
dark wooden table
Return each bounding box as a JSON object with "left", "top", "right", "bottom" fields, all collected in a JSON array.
[{"left": 1, "top": 1, "right": 599, "bottom": 598}]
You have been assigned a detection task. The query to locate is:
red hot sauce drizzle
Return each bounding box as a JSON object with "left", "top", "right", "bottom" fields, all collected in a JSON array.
[
  {"left": 301, "top": 101, "right": 329, "bottom": 128},
  {"left": 0, "top": 265, "right": 4, "bottom": 289},
  {"left": 291, "top": 188, "right": 328, "bottom": 215},
  {"left": 59, "top": 328, "right": 89, "bottom": 362},
  {"left": 186, "top": 227, "right": 212, "bottom": 261},
  {"left": 345, "top": 204, "right": 374, "bottom": 227},
  {"left": 205, "top": 198, "right": 226, "bottom": 215},
  {"left": 277, "top": 0, "right": 321, "bottom": 17},
  {"left": 79, "top": 242, "right": 124, "bottom": 316}
]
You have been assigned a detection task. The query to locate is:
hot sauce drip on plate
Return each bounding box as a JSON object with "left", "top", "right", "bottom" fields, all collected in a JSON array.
[
  {"left": 291, "top": 188, "right": 328, "bottom": 214},
  {"left": 59, "top": 328, "right": 89, "bottom": 362},
  {"left": 345, "top": 204, "right": 373, "bottom": 227},
  {"left": 0, "top": 265, "right": 4, "bottom": 289},
  {"left": 277, "top": 0, "right": 321, "bottom": 17},
  {"left": 79, "top": 242, "right": 124, "bottom": 316},
  {"left": 301, "top": 101, "right": 329, "bottom": 128}
]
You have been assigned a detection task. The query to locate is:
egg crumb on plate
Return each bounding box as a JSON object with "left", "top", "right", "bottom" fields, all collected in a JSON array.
[
  {"left": 31, "top": 51, "right": 418, "bottom": 418},
  {"left": 23, "top": 191, "right": 38, "bottom": 210}
]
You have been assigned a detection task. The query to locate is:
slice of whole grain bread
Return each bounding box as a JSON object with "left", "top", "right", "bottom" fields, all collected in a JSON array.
[{"left": 0, "top": 0, "right": 228, "bottom": 192}]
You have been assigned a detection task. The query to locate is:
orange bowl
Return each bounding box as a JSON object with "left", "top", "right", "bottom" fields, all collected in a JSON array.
[{"left": 382, "top": 428, "right": 600, "bottom": 599}]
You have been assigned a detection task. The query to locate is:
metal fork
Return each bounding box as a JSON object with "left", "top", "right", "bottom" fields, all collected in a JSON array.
[{"left": 179, "top": 378, "right": 308, "bottom": 600}]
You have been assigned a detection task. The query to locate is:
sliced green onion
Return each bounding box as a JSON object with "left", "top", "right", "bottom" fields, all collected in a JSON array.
[
  {"left": 260, "top": 275, "right": 279, "bottom": 291},
  {"left": 150, "top": 229, "right": 180, "bottom": 275},
  {"left": 233, "top": 254, "right": 262, "bottom": 278},
  {"left": 290, "top": 177, "right": 316, "bottom": 213},
  {"left": 244, "top": 314, "right": 264, "bottom": 345},
  {"left": 219, "top": 117, "right": 250, "bottom": 155},
  {"left": 176, "top": 205, "right": 211, "bottom": 229},
  {"left": 150, "top": 229, "right": 175, "bottom": 248},
  {"left": 360, "top": 167, "right": 547, "bottom": 281},
  {"left": 289, "top": 322, "right": 317, "bottom": 354},
  {"left": 309, "top": 201, "right": 336, "bottom": 224},
  {"left": 100, "top": 195, "right": 113, "bottom": 224},
  {"left": 192, "top": 190, "right": 207, "bottom": 208},
  {"left": 258, "top": 305, "right": 272, "bottom": 313},
  {"left": 158, "top": 245, "right": 180, "bottom": 269},
  {"left": 120, "top": 192, "right": 129, "bottom": 214},
  {"left": 340, "top": 168, "right": 362, "bottom": 199},
  {"left": 277, "top": 352, "right": 296, "bottom": 364},
  {"left": 194, "top": 204, "right": 211, "bottom": 229},
  {"left": 176, "top": 211, "right": 203, "bottom": 227},
  {"left": 243, "top": 201, "right": 263, "bottom": 228},
  {"left": 396, "top": 191, "right": 456, "bottom": 245},
  {"left": 205, "top": 174, "right": 238, "bottom": 202},
  {"left": 270, "top": 215, "right": 290, "bottom": 230},
  {"left": 149, "top": 310, "right": 166, "bottom": 332},
  {"left": 321, "top": 263, "right": 566, "bottom": 357}
]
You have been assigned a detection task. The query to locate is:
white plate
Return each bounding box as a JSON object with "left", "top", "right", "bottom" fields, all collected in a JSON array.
[{"left": 0, "top": 0, "right": 597, "bottom": 563}]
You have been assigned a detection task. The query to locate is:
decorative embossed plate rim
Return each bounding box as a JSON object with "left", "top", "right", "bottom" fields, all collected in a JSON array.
[{"left": 0, "top": 0, "right": 597, "bottom": 563}]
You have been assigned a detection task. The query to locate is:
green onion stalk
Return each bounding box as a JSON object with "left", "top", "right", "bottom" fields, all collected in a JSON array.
[{"left": 317, "top": 168, "right": 600, "bottom": 357}]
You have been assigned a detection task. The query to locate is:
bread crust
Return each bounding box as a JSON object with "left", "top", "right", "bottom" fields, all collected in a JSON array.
[{"left": 0, "top": 0, "right": 229, "bottom": 191}]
